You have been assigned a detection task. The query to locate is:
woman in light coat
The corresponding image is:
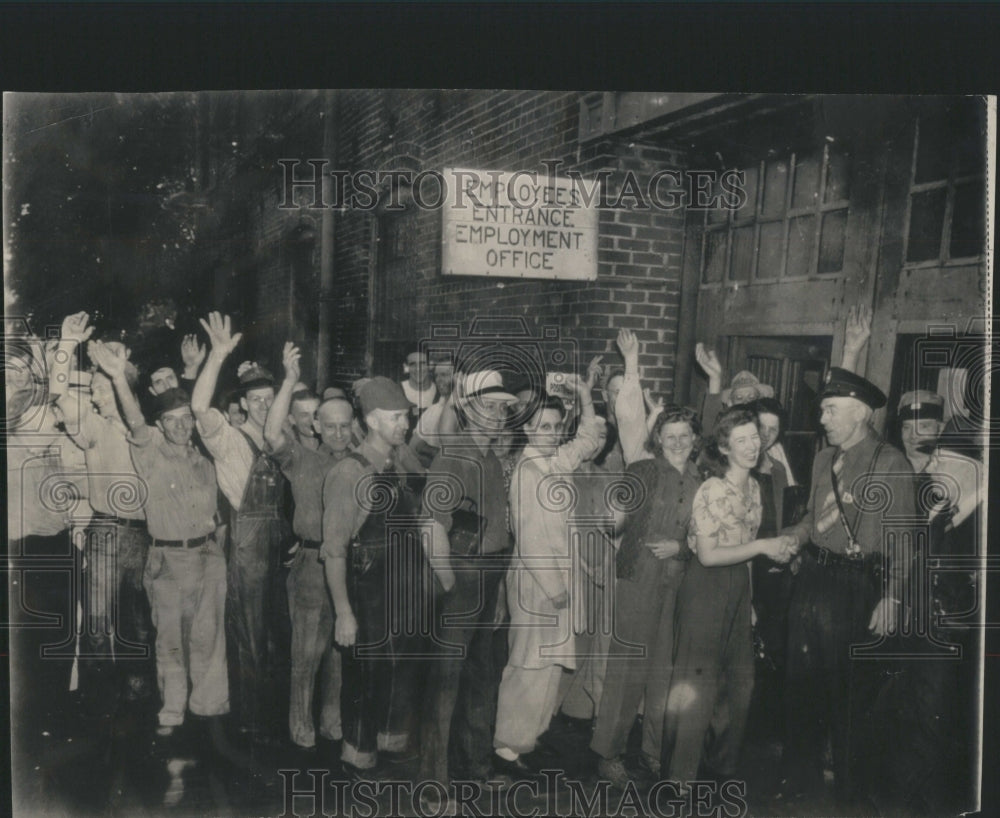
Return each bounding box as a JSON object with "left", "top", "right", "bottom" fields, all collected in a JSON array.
[{"left": 493, "top": 378, "right": 600, "bottom": 775}]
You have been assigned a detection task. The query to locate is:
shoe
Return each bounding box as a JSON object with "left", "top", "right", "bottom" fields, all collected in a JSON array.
[
  {"left": 380, "top": 746, "right": 420, "bottom": 765},
  {"left": 597, "top": 756, "right": 631, "bottom": 789},
  {"left": 492, "top": 753, "right": 535, "bottom": 781},
  {"left": 636, "top": 753, "right": 661, "bottom": 778},
  {"left": 339, "top": 761, "right": 376, "bottom": 783}
]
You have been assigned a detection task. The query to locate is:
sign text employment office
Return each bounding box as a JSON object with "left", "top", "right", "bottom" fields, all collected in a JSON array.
[{"left": 441, "top": 168, "right": 599, "bottom": 281}]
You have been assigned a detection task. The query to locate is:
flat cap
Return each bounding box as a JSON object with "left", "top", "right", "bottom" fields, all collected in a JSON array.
[
  {"left": 153, "top": 387, "right": 192, "bottom": 419},
  {"left": 358, "top": 376, "right": 411, "bottom": 415},
  {"left": 819, "top": 367, "right": 886, "bottom": 409}
]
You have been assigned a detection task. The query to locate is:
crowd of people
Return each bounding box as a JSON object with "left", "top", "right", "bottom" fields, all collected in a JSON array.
[{"left": 5, "top": 304, "right": 982, "bottom": 816}]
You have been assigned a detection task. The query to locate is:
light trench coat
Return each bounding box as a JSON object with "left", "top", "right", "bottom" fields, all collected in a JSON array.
[{"left": 506, "top": 417, "right": 601, "bottom": 671}]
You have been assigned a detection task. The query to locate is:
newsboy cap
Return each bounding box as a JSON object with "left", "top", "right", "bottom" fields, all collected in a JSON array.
[{"left": 358, "top": 376, "right": 411, "bottom": 415}]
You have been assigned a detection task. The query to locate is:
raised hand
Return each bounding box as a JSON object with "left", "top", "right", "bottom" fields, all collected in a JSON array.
[
  {"left": 586, "top": 355, "right": 604, "bottom": 391},
  {"left": 844, "top": 304, "right": 872, "bottom": 353},
  {"left": 282, "top": 341, "right": 301, "bottom": 384},
  {"left": 61, "top": 312, "right": 95, "bottom": 345},
  {"left": 180, "top": 334, "right": 206, "bottom": 369},
  {"left": 695, "top": 343, "right": 722, "bottom": 380},
  {"left": 642, "top": 387, "right": 664, "bottom": 414},
  {"left": 87, "top": 340, "right": 126, "bottom": 380},
  {"left": 616, "top": 328, "right": 639, "bottom": 365},
  {"left": 198, "top": 312, "right": 243, "bottom": 359}
]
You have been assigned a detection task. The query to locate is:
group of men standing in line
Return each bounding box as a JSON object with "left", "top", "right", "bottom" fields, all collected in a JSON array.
[{"left": 6, "top": 303, "right": 982, "bottom": 816}]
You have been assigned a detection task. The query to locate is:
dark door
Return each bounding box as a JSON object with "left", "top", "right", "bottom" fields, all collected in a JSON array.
[{"left": 729, "top": 335, "right": 832, "bottom": 489}]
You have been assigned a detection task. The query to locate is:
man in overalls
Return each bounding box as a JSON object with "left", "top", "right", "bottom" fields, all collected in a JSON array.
[
  {"left": 191, "top": 312, "right": 291, "bottom": 745},
  {"left": 322, "top": 376, "right": 428, "bottom": 776}
]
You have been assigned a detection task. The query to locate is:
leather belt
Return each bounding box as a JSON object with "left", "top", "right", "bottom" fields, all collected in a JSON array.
[
  {"left": 804, "top": 541, "right": 868, "bottom": 570},
  {"left": 91, "top": 511, "right": 147, "bottom": 529},
  {"left": 153, "top": 534, "right": 211, "bottom": 549},
  {"left": 301, "top": 539, "right": 322, "bottom": 550}
]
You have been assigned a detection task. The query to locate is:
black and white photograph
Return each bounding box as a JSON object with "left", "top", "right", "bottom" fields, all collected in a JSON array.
[{"left": 3, "top": 84, "right": 994, "bottom": 818}]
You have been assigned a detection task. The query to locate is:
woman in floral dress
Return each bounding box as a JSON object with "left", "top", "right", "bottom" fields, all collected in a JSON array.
[{"left": 662, "top": 406, "right": 793, "bottom": 788}]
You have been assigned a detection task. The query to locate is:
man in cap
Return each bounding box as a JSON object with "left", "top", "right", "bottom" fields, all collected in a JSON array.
[
  {"left": 418, "top": 370, "right": 519, "bottom": 789},
  {"left": 88, "top": 342, "right": 228, "bottom": 735},
  {"left": 322, "top": 376, "right": 428, "bottom": 774},
  {"left": 49, "top": 313, "right": 156, "bottom": 717},
  {"left": 400, "top": 349, "right": 437, "bottom": 421},
  {"left": 870, "top": 389, "right": 982, "bottom": 813},
  {"left": 264, "top": 343, "right": 353, "bottom": 752},
  {"left": 190, "top": 312, "right": 291, "bottom": 744},
  {"left": 777, "top": 367, "right": 916, "bottom": 807}
]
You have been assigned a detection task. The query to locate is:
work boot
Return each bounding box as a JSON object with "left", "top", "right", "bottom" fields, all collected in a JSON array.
[{"left": 597, "top": 756, "right": 631, "bottom": 789}]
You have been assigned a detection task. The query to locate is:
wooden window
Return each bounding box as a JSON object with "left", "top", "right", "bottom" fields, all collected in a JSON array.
[
  {"left": 694, "top": 145, "right": 850, "bottom": 285},
  {"left": 904, "top": 100, "right": 987, "bottom": 265}
]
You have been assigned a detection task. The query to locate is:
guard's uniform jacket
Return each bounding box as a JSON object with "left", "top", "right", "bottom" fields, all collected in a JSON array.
[{"left": 781, "top": 428, "right": 916, "bottom": 804}]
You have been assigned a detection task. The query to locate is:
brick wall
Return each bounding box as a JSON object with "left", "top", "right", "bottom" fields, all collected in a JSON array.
[{"left": 325, "top": 89, "right": 690, "bottom": 401}]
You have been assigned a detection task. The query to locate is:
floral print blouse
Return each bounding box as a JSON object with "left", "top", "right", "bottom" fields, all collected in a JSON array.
[{"left": 687, "top": 476, "right": 762, "bottom": 556}]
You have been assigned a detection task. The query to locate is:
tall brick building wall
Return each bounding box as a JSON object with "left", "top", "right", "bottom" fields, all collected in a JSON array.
[{"left": 325, "top": 89, "right": 690, "bottom": 398}]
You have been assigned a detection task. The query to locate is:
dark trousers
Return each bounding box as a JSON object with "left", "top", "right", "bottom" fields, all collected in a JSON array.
[
  {"left": 225, "top": 514, "right": 288, "bottom": 740},
  {"left": 79, "top": 521, "right": 156, "bottom": 715},
  {"left": 341, "top": 540, "right": 428, "bottom": 769},
  {"left": 591, "top": 559, "right": 685, "bottom": 764},
  {"left": 664, "top": 560, "right": 754, "bottom": 784},
  {"left": 782, "top": 554, "right": 881, "bottom": 805},
  {"left": 419, "top": 552, "right": 509, "bottom": 784}
]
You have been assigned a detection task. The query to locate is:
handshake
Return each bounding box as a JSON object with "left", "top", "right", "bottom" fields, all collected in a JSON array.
[{"left": 760, "top": 534, "right": 800, "bottom": 564}]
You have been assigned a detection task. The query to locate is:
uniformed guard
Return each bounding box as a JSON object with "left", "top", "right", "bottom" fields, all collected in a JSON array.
[
  {"left": 322, "top": 376, "right": 428, "bottom": 775},
  {"left": 778, "top": 367, "right": 917, "bottom": 808},
  {"left": 869, "top": 389, "right": 982, "bottom": 814}
]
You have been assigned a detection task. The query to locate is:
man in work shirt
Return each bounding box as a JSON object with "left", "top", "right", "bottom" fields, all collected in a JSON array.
[
  {"left": 418, "top": 370, "right": 519, "bottom": 787},
  {"left": 49, "top": 312, "right": 156, "bottom": 717},
  {"left": 191, "top": 312, "right": 290, "bottom": 744},
  {"left": 322, "top": 376, "right": 427, "bottom": 775},
  {"left": 777, "top": 367, "right": 916, "bottom": 809},
  {"left": 89, "top": 342, "right": 228, "bottom": 734},
  {"left": 264, "top": 342, "right": 353, "bottom": 752}
]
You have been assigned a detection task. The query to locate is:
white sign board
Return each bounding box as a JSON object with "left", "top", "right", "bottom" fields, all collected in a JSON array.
[{"left": 441, "top": 167, "right": 599, "bottom": 281}]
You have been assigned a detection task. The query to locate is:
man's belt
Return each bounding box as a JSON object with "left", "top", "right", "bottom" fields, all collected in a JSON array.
[
  {"left": 804, "top": 541, "right": 869, "bottom": 570},
  {"left": 153, "top": 533, "right": 212, "bottom": 549},
  {"left": 91, "top": 511, "right": 147, "bottom": 530},
  {"left": 301, "top": 539, "right": 322, "bottom": 550}
]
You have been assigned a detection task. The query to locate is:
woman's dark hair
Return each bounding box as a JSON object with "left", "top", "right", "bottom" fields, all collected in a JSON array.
[
  {"left": 593, "top": 414, "right": 619, "bottom": 466},
  {"left": 529, "top": 394, "right": 567, "bottom": 424},
  {"left": 749, "top": 396, "right": 786, "bottom": 431},
  {"left": 697, "top": 405, "right": 760, "bottom": 480},
  {"left": 646, "top": 405, "right": 702, "bottom": 454}
]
